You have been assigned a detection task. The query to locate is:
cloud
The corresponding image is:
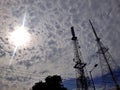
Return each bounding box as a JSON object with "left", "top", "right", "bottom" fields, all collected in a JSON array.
[
  {"left": 63, "top": 78, "right": 76, "bottom": 90},
  {"left": 0, "top": 0, "right": 120, "bottom": 89}
]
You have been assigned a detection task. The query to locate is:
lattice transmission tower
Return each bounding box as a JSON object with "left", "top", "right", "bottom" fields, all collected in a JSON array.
[
  {"left": 89, "top": 20, "right": 120, "bottom": 90},
  {"left": 71, "top": 27, "right": 88, "bottom": 90}
]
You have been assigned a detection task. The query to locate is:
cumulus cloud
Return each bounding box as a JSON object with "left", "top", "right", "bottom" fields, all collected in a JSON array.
[{"left": 0, "top": 0, "right": 120, "bottom": 89}]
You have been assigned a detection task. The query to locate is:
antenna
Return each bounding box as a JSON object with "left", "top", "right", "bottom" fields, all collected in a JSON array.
[
  {"left": 71, "top": 27, "right": 88, "bottom": 90},
  {"left": 89, "top": 20, "right": 120, "bottom": 90}
]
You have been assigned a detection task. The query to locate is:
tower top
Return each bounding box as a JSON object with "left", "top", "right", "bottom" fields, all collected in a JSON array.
[
  {"left": 71, "top": 27, "right": 77, "bottom": 40},
  {"left": 89, "top": 20, "right": 100, "bottom": 42}
]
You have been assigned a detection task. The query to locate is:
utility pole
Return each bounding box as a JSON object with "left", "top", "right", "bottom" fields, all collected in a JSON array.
[
  {"left": 89, "top": 20, "right": 120, "bottom": 90},
  {"left": 71, "top": 27, "right": 88, "bottom": 90},
  {"left": 89, "top": 64, "right": 98, "bottom": 90}
]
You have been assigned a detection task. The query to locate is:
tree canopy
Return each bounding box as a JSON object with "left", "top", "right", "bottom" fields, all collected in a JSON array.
[{"left": 32, "top": 75, "right": 68, "bottom": 90}]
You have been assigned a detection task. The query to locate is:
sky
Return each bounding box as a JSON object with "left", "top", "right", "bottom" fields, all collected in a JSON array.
[{"left": 0, "top": 0, "right": 120, "bottom": 90}]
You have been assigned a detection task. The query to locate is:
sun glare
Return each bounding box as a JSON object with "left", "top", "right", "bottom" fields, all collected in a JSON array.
[{"left": 10, "top": 26, "right": 30, "bottom": 47}]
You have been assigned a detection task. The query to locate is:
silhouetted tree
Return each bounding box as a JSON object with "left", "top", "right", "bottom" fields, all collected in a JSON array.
[{"left": 32, "top": 75, "right": 68, "bottom": 90}]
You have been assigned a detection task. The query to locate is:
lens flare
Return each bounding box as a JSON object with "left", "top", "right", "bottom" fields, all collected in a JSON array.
[
  {"left": 9, "top": 9, "right": 31, "bottom": 65},
  {"left": 10, "top": 26, "right": 30, "bottom": 47}
]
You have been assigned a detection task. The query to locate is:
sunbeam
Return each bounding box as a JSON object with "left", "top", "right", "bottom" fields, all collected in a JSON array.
[
  {"left": 9, "top": 8, "right": 30, "bottom": 65},
  {"left": 9, "top": 46, "right": 17, "bottom": 65}
]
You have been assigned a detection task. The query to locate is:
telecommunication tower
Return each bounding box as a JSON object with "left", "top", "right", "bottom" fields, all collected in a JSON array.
[
  {"left": 71, "top": 27, "right": 88, "bottom": 90},
  {"left": 89, "top": 20, "right": 120, "bottom": 90}
]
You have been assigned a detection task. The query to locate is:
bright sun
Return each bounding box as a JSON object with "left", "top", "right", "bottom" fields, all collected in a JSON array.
[{"left": 10, "top": 26, "right": 30, "bottom": 47}]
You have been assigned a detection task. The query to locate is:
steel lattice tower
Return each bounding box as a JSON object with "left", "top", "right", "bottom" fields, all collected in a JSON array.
[
  {"left": 89, "top": 20, "right": 120, "bottom": 90},
  {"left": 71, "top": 27, "right": 88, "bottom": 90}
]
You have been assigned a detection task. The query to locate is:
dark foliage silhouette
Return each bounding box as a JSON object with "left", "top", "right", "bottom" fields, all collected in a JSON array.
[{"left": 32, "top": 75, "right": 68, "bottom": 90}]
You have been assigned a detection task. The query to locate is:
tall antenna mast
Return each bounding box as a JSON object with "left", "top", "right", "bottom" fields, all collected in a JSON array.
[
  {"left": 89, "top": 20, "right": 120, "bottom": 90},
  {"left": 71, "top": 27, "right": 88, "bottom": 90}
]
